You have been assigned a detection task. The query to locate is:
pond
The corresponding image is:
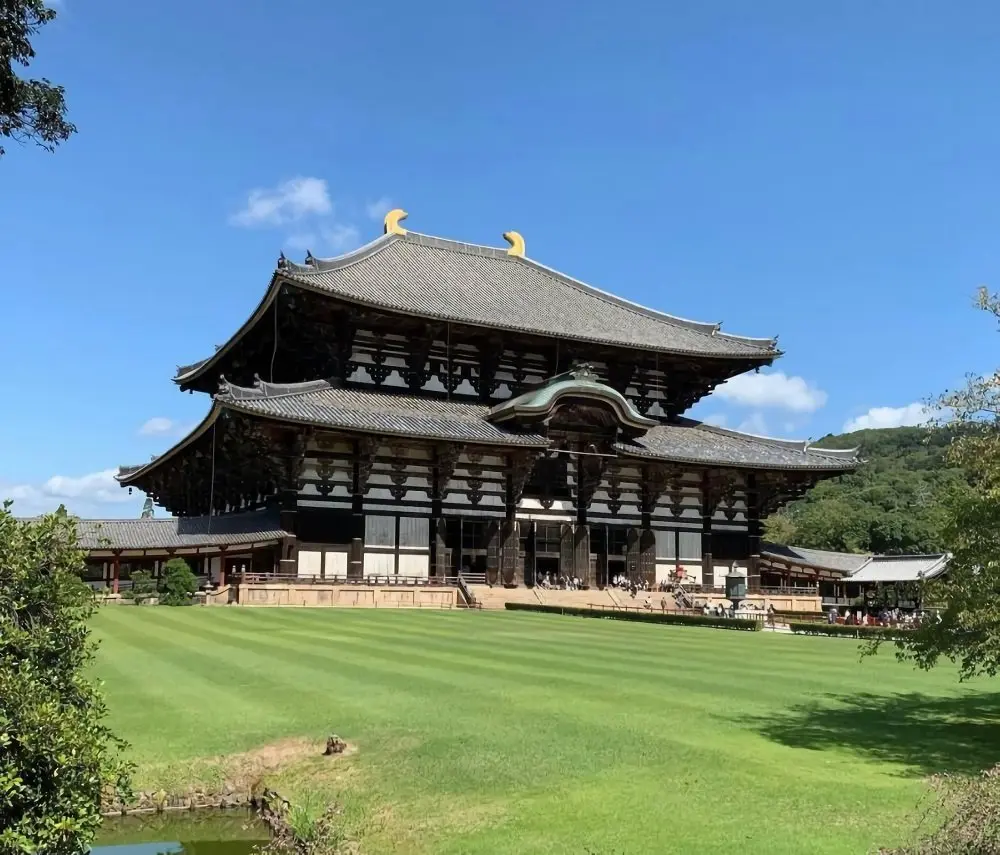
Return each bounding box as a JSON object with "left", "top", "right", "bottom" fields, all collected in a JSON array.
[{"left": 93, "top": 811, "right": 268, "bottom": 855}]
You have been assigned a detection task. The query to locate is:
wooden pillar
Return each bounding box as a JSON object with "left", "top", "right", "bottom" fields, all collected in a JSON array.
[
  {"left": 701, "top": 472, "right": 714, "bottom": 589},
  {"left": 111, "top": 551, "right": 121, "bottom": 595},
  {"left": 746, "top": 472, "right": 761, "bottom": 593},
  {"left": 501, "top": 519, "right": 520, "bottom": 586},
  {"left": 559, "top": 523, "right": 575, "bottom": 579},
  {"left": 219, "top": 546, "right": 228, "bottom": 586},
  {"left": 639, "top": 528, "right": 656, "bottom": 586},
  {"left": 433, "top": 517, "right": 448, "bottom": 580},
  {"left": 574, "top": 524, "right": 592, "bottom": 587}
]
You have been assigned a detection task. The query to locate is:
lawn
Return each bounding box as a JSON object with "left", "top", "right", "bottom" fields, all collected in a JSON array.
[{"left": 91, "top": 608, "right": 1000, "bottom": 854}]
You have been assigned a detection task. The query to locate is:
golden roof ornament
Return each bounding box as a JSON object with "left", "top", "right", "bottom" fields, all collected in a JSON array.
[
  {"left": 503, "top": 230, "right": 525, "bottom": 258},
  {"left": 384, "top": 208, "right": 408, "bottom": 236}
]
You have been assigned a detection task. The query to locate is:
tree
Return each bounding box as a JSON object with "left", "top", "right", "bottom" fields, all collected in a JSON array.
[
  {"left": 158, "top": 558, "right": 198, "bottom": 606},
  {"left": 0, "top": 503, "right": 131, "bottom": 854},
  {"left": 1, "top": 0, "right": 75, "bottom": 157},
  {"left": 871, "top": 288, "right": 1000, "bottom": 679}
]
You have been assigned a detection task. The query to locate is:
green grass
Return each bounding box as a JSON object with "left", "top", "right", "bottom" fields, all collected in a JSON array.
[{"left": 91, "top": 608, "right": 1000, "bottom": 854}]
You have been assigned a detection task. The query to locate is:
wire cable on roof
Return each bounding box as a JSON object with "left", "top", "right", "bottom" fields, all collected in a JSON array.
[
  {"left": 269, "top": 298, "right": 279, "bottom": 383},
  {"left": 207, "top": 421, "right": 217, "bottom": 532}
]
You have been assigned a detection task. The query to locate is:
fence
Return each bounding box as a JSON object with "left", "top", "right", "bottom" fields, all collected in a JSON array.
[{"left": 237, "top": 573, "right": 459, "bottom": 587}]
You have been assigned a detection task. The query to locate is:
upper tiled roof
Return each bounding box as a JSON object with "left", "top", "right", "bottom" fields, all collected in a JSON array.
[
  {"left": 276, "top": 232, "right": 778, "bottom": 358},
  {"left": 74, "top": 508, "right": 289, "bottom": 551}
]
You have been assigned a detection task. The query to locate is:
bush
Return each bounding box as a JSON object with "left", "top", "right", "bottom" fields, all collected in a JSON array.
[
  {"left": 788, "top": 621, "right": 911, "bottom": 639},
  {"left": 0, "top": 505, "right": 132, "bottom": 853},
  {"left": 123, "top": 569, "right": 156, "bottom": 603},
  {"left": 883, "top": 765, "right": 1000, "bottom": 853},
  {"left": 504, "top": 602, "right": 762, "bottom": 631},
  {"left": 158, "top": 558, "right": 198, "bottom": 606}
]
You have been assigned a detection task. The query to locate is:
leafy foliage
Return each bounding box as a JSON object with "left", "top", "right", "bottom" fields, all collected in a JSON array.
[
  {"left": 764, "top": 426, "right": 966, "bottom": 554},
  {"left": 122, "top": 569, "right": 156, "bottom": 604},
  {"left": 883, "top": 765, "right": 1000, "bottom": 854},
  {"left": 158, "top": 558, "right": 198, "bottom": 606},
  {"left": 0, "top": 1, "right": 75, "bottom": 157},
  {"left": 869, "top": 288, "right": 1000, "bottom": 680},
  {"left": 0, "top": 504, "right": 132, "bottom": 854}
]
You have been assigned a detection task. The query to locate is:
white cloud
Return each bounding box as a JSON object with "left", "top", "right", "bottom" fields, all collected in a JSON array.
[
  {"left": 229, "top": 177, "right": 332, "bottom": 228},
  {"left": 320, "top": 223, "right": 360, "bottom": 251},
  {"left": 711, "top": 371, "right": 827, "bottom": 413},
  {"left": 701, "top": 414, "right": 728, "bottom": 427},
  {"left": 842, "top": 403, "right": 937, "bottom": 432},
  {"left": 365, "top": 197, "right": 393, "bottom": 220},
  {"left": 2, "top": 468, "right": 136, "bottom": 517},
  {"left": 139, "top": 417, "right": 175, "bottom": 436},
  {"left": 737, "top": 412, "right": 770, "bottom": 435}
]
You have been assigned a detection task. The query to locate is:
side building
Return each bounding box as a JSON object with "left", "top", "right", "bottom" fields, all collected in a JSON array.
[{"left": 116, "top": 211, "right": 859, "bottom": 592}]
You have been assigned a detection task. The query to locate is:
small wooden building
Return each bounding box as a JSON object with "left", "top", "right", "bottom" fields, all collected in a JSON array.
[
  {"left": 116, "top": 211, "right": 859, "bottom": 590},
  {"left": 758, "top": 543, "right": 950, "bottom": 608}
]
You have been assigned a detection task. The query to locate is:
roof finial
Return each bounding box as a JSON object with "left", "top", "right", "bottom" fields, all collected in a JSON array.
[
  {"left": 384, "top": 208, "right": 408, "bottom": 236},
  {"left": 503, "top": 230, "right": 525, "bottom": 258},
  {"left": 277, "top": 251, "right": 289, "bottom": 270}
]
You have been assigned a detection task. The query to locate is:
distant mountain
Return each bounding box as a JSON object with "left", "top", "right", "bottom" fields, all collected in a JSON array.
[{"left": 764, "top": 426, "right": 967, "bottom": 554}]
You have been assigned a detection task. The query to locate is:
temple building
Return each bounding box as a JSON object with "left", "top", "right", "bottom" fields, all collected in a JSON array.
[{"left": 116, "top": 210, "right": 859, "bottom": 592}]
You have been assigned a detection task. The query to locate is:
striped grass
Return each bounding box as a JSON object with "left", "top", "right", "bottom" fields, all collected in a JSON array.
[{"left": 91, "top": 608, "right": 1000, "bottom": 854}]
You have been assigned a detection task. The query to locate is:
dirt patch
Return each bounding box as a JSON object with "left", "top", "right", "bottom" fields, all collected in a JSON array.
[{"left": 106, "top": 736, "right": 358, "bottom": 816}]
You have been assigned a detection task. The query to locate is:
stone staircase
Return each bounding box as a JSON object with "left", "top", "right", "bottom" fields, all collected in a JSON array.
[{"left": 468, "top": 585, "right": 546, "bottom": 610}]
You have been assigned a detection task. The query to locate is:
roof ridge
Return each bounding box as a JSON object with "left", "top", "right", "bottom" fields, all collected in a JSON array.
[
  {"left": 277, "top": 233, "right": 396, "bottom": 274},
  {"left": 216, "top": 376, "right": 336, "bottom": 401}
]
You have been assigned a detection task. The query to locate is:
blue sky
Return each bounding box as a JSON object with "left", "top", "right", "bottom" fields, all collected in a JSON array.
[{"left": 3, "top": 0, "right": 999, "bottom": 518}]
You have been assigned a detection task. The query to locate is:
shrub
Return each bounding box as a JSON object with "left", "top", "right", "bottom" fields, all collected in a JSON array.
[
  {"left": 504, "top": 602, "right": 762, "bottom": 631},
  {"left": 0, "top": 505, "right": 132, "bottom": 853},
  {"left": 123, "top": 569, "right": 156, "bottom": 604},
  {"left": 788, "top": 621, "right": 911, "bottom": 639},
  {"left": 883, "top": 765, "right": 1000, "bottom": 853},
  {"left": 158, "top": 558, "right": 198, "bottom": 606}
]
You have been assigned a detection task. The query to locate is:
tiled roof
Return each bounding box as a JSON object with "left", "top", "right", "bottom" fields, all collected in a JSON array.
[
  {"left": 761, "top": 542, "right": 871, "bottom": 573},
  {"left": 761, "top": 542, "right": 950, "bottom": 581},
  {"left": 216, "top": 380, "right": 856, "bottom": 470},
  {"left": 849, "top": 554, "right": 950, "bottom": 583},
  {"left": 277, "top": 232, "right": 778, "bottom": 358},
  {"left": 219, "top": 379, "right": 550, "bottom": 447},
  {"left": 74, "top": 509, "right": 290, "bottom": 551},
  {"left": 619, "top": 420, "right": 858, "bottom": 471}
]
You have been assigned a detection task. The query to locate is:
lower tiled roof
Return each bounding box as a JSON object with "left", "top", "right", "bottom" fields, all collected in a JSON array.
[
  {"left": 217, "top": 380, "right": 856, "bottom": 471},
  {"left": 75, "top": 509, "right": 289, "bottom": 551},
  {"left": 761, "top": 542, "right": 951, "bottom": 581},
  {"left": 221, "top": 382, "right": 550, "bottom": 446}
]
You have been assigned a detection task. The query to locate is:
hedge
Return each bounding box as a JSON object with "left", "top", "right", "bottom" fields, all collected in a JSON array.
[
  {"left": 788, "top": 621, "right": 912, "bottom": 639},
  {"left": 504, "top": 602, "right": 762, "bottom": 631}
]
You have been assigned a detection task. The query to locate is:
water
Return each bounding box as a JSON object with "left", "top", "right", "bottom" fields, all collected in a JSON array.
[{"left": 93, "top": 811, "right": 268, "bottom": 855}]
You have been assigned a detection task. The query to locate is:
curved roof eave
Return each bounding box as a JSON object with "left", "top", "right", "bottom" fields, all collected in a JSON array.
[{"left": 117, "top": 404, "right": 223, "bottom": 485}]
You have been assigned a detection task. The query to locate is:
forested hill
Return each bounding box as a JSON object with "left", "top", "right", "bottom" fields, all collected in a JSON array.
[{"left": 764, "top": 426, "right": 967, "bottom": 555}]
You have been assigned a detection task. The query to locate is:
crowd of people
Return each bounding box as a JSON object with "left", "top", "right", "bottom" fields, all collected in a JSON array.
[
  {"left": 537, "top": 573, "right": 584, "bottom": 591},
  {"left": 828, "top": 606, "right": 939, "bottom": 627}
]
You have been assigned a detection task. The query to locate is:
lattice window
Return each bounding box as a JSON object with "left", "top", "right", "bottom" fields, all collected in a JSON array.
[{"left": 365, "top": 515, "right": 396, "bottom": 548}]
